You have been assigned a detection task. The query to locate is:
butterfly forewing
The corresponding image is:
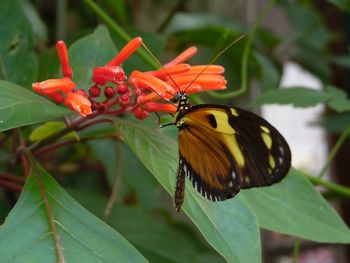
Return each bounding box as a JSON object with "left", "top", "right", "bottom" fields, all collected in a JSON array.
[{"left": 176, "top": 104, "right": 291, "bottom": 204}]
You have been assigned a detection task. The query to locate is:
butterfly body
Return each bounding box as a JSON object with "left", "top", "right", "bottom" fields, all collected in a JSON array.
[{"left": 172, "top": 92, "right": 291, "bottom": 211}]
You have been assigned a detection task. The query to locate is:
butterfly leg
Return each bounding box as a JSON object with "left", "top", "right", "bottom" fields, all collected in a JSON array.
[{"left": 174, "top": 164, "right": 186, "bottom": 212}]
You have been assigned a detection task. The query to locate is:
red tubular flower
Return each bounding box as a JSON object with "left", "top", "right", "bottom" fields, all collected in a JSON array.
[
  {"left": 92, "top": 66, "right": 126, "bottom": 85},
  {"left": 56, "top": 41, "right": 73, "bottom": 78},
  {"left": 146, "top": 64, "right": 191, "bottom": 79},
  {"left": 164, "top": 47, "right": 197, "bottom": 67},
  {"left": 128, "top": 46, "right": 228, "bottom": 115},
  {"left": 165, "top": 75, "right": 227, "bottom": 91},
  {"left": 142, "top": 102, "right": 177, "bottom": 113},
  {"left": 32, "top": 78, "right": 75, "bottom": 95},
  {"left": 64, "top": 92, "right": 92, "bottom": 117},
  {"left": 130, "top": 71, "right": 175, "bottom": 99},
  {"left": 107, "top": 37, "right": 143, "bottom": 67}
]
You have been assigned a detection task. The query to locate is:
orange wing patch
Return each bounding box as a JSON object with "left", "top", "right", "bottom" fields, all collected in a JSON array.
[{"left": 178, "top": 123, "right": 241, "bottom": 201}]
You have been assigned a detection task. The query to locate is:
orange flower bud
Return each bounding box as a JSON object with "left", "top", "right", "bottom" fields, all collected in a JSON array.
[
  {"left": 32, "top": 78, "right": 75, "bottom": 95},
  {"left": 64, "top": 92, "right": 92, "bottom": 117},
  {"left": 107, "top": 37, "right": 143, "bottom": 67},
  {"left": 56, "top": 41, "right": 73, "bottom": 78}
]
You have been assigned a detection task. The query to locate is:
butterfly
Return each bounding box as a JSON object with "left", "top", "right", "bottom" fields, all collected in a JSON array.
[{"left": 171, "top": 91, "right": 291, "bottom": 211}]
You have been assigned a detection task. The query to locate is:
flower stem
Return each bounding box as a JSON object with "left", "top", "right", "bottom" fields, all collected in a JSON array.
[
  {"left": 303, "top": 172, "right": 350, "bottom": 198},
  {"left": 157, "top": 0, "right": 187, "bottom": 33},
  {"left": 292, "top": 238, "right": 301, "bottom": 263},
  {"left": 318, "top": 124, "right": 350, "bottom": 178},
  {"left": 103, "top": 140, "right": 122, "bottom": 222},
  {"left": 84, "top": 0, "right": 159, "bottom": 69},
  {"left": 208, "top": 0, "right": 276, "bottom": 99}
]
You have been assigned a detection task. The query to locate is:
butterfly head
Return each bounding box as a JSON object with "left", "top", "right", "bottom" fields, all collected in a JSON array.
[{"left": 172, "top": 91, "right": 191, "bottom": 112}]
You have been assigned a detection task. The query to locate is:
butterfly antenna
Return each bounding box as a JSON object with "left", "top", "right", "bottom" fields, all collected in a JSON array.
[
  {"left": 183, "top": 34, "right": 245, "bottom": 94},
  {"left": 141, "top": 42, "right": 182, "bottom": 93}
]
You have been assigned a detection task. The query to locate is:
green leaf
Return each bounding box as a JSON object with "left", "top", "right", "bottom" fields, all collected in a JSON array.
[
  {"left": 318, "top": 113, "right": 350, "bottom": 134},
  {"left": 0, "top": 80, "right": 69, "bottom": 132},
  {"left": 29, "top": 121, "right": 78, "bottom": 142},
  {"left": 328, "top": 55, "right": 350, "bottom": 69},
  {"left": 325, "top": 85, "right": 350, "bottom": 112},
  {"left": 19, "top": 0, "right": 47, "bottom": 43},
  {"left": 70, "top": 190, "right": 224, "bottom": 263},
  {"left": 254, "top": 52, "right": 280, "bottom": 91},
  {"left": 251, "top": 87, "right": 330, "bottom": 107},
  {"left": 0, "top": 161, "right": 147, "bottom": 262},
  {"left": 89, "top": 139, "right": 159, "bottom": 210},
  {"left": 0, "top": 0, "right": 38, "bottom": 87},
  {"left": 103, "top": 0, "right": 129, "bottom": 25},
  {"left": 69, "top": 26, "right": 118, "bottom": 90},
  {"left": 242, "top": 169, "right": 350, "bottom": 243},
  {"left": 327, "top": 0, "right": 350, "bottom": 12},
  {"left": 114, "top": 119, "right": 260, "bottom": 263}
]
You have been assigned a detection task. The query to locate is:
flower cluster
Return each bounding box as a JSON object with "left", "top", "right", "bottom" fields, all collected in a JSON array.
[
  {"left": 32, "top": 37, "right": 227, "bottom": 120},
  {"left": 129, "top": 46, "right": 227, "bottom": 116},
  {"left": 32, "top": 41, "right": 92, "bottom": 117}
]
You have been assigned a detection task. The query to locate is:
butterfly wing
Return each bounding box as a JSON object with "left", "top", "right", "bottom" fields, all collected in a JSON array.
[{"left": 176, "top": 104, "right": 291, "bottom": 207}]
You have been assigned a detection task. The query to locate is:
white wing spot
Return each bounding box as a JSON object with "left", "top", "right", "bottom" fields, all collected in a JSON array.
[
  {"left": 279, "top": 146, "right": 285, "bottom": 154},
  {"left": 228, "top": 181, "right": 234, "bottom": 188},
  {"left": 278, "top": 157, "right": 283, "bottom": 164},
  {"left": 232, "top": 171, "right": 236, "bottom": 179}
]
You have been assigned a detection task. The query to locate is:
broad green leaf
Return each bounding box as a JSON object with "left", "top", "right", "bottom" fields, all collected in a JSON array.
[
  {"left": 281, "top": 4, "right": 331, "bottom": 79},
  {"left": 70, "top": 190, "right": 224, "bottom": 263},
  {"left": 251, "top": 87, "right": 330, "bottom": 107},
  {"left": 242, "top": 169, "right": 350, "bottom": 243},
  {"left": 0, "top": 0, "right": 38, "bottom": 87},
  {"left": 328, "top": 0, "right": 350, "bottom": 12},
  {"left": 167, "top": 13, "right": 243, "bottom": 33},
  {"left": 325, "top": 85, "right": 350, "bottom": 112},
  {"left": 69, "top": 26, "right": 118, "bottom": 90},
  {"left": 104, "top": 0, "right": 129, "bottom": 25},
  {"left": 29, "top": 121, "right": 78, "bottom": 142},
  {"left": 329, "top": 55, "right": 350, "bottom": 69},
  {"left": 318, "top": 113, "right": 350, "bottom": 134},
  {"left": 0, "top": 80, "right": 69, "bottom": 132},
  {"left": 254, "top": 52, "right": 280, "bottom": 91},
  {"left": 0, "top": 161, "right": 147, "bottom": 262},
  {"left": 283, "top": 5, "right": 331, "bottom": 52},
  {"left": 114, "top": 119, "right": 260, "bottom": 263},
  {"left": 19, "top": 0, "right": 47, "bottom": 43},
  {"left": 88, "top": 139, "right": 159, "bottom": 210}
]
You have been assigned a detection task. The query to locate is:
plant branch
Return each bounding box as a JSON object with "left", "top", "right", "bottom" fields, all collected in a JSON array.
[
  {"left": 103, "top": 140, "right": 122, "bottom": 222},
  {"left": 0, "top": 179, "right": 23, "bottom": 192},
  {"left": 303, "top": 172, "right": 350, "bottom": 198},
  {"left": 0, "top": 172, "right": 26, "bottom": 183},
  {"left": 318, "top": 125, "right": 350, "bottom": 178},
  {"left": 157, "top": 0, "right": 187, "bottom": 33},
  {"left": 208, "top": 0, "right": 276, "bottom": 99},
  {"left": 292, "top": 238, "right": 301, "bottom": 263},
  {"left": 34, "top": 134, "right": 119, "bottom": 156}
]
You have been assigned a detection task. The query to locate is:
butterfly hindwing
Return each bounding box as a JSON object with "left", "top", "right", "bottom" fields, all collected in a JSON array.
[{"left": 177, "top": 104, "right": 291, "bottom": 202}]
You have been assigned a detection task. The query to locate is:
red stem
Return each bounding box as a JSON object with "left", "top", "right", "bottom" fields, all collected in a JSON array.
[
  {"left": 34, "top": 134, "right": 119, "bottom": 156},
  {"left": 0, "top": 179, "right": 23, "bottom": 192},
  {"left": 0, "top": 172, "right": 26, "bottom": 183},
  {"left": 76, "top": 118, "right": 113, "bottom": 131},
  {"left": 19, "top": 136, "right": 30, "bottom": 178}
]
